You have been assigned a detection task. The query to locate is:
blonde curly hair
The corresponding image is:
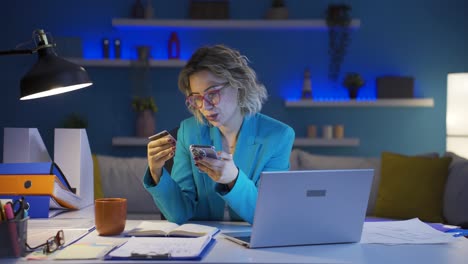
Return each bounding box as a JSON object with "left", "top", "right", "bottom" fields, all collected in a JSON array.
[{"left": 178, "top": 44, "right": 267, "bottom": 123}]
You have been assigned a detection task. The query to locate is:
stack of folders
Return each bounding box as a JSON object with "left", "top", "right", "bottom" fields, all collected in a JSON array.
[{"left": 0, "top": 162, "right": 80, "bottom": 218}]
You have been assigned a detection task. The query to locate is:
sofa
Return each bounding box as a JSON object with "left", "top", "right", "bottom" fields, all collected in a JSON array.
[
  {"left": 93, "top": 149, "right": 468, "bottom": 226},
  {"left": 290, "top": 149, "right": 468, "bottom": 226},
  {"left": 93, "top": 155, "right": 162, "bottom": 219}
]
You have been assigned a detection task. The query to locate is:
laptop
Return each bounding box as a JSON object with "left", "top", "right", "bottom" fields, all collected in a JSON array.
[{"left": 223, "top": 169, "right": 374, "bottom": 248}]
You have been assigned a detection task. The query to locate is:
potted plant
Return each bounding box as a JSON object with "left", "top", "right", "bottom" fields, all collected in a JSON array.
[
  {"left": 62, "top": 113, "right": 88, "bottom": 129},
  {"left": 326, "top": 4, "right": 352, "bottom": 83},
  {"left": 343, "top": 72, "right": 365, "bottom": 99},
  {"left": 132, "top": 96, "right": 158, "bottom": 137}
]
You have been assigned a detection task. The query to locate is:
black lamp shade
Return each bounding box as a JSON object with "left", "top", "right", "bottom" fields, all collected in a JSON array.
[{"left": 20, "top": 47, "right": 92, "bottom": 100}]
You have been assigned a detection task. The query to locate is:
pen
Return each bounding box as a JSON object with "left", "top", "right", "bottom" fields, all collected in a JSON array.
[
  {"left": 4, "top": 203, "right": 21, "bottom": 257},
  {"left": 4, "top": 203, "right": 14, "bottom": 220},
  {"left": 446, "top": 228, "right": 468, "bottom": 237}
]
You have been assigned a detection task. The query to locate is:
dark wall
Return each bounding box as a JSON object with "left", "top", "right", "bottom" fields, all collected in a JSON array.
[{"left": 1, "top": 0, "right": 467, "bottom": 160}]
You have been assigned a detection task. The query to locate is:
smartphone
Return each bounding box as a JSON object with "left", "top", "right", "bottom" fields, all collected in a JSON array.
[
  {"left": 189, "top": 144, "right": 219, "bottom": 160},
  {"left": 148, "top": 130, "right": 174, "bottom": 141}
]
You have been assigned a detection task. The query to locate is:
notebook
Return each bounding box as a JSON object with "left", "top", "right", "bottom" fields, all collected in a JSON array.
[{"left": 223, "top": 169, "right": 374, "bottom": 248}]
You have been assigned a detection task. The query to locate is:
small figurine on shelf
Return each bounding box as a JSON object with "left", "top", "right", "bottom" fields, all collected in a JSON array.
[
  {"left": 301, "top": 68, "right": 313, "bottom": 99},
  {"left": 167, "top": 32, "right": 180, "bottom": 59},
  {"left": 131, "top": 0, "right": 145, "bottom": 18}
]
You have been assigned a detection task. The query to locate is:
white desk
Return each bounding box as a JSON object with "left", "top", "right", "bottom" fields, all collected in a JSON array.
[{"left": 6, "top": 207, "right": 468, "bottom": 264}]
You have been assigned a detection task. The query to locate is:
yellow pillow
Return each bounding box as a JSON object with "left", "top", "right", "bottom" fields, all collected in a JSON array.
[
  {"left": 374, "top": 152, "right": 451, "bottom": 223},
  {"left": 92, "top": 154, "right": 104, "bottom": 199}
]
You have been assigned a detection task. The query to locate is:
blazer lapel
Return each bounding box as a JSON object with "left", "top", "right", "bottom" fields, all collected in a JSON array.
[
  {"left": 209, "top": 127, "right": 223, "bottom": 151},
  {"left": 207, "top": 115, "right": 261, "bottom": 177},
  {"left": 233, "top": 114, "right": 261, "bottom": 178}
]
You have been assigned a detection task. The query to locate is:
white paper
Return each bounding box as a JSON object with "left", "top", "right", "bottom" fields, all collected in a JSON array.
[
  {"left": 109, "top": 235, "right": 212, "bottom": 258},
  {"left": 360, "top": 218, "right": 461, "bottom": 244},
  {"left": 53, "top": 243, "right": 116, "bottom": 260}
]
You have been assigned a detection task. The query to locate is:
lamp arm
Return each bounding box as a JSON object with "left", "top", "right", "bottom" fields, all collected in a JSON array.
[
  {"left": 0, "top": 30, "right": 55, "bottom": 56},
  {"left": 0, "top": 49, "right": 34, "bottom": 56}
]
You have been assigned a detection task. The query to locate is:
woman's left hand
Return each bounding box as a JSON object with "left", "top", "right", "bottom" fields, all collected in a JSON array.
[{"left": 195, "top": 151, "right": 238, "bottom": 185}]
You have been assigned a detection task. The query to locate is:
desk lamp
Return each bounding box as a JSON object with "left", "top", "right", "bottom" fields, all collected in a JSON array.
[
  {"left": 446, "top": 73, "right": 468, "bottom": 158},
  {"left": 0, "top": 29, "right": 92, "bottom": 100}
]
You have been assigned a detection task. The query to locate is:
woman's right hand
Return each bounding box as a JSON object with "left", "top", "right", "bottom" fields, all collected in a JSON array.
[{"left": 147, "top": 136, "right": 176, "bottom": 184}]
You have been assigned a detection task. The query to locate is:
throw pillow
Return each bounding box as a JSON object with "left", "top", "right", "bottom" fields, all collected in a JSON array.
[
  {"left": 443, "top": 152, "right": 468, "bottom": 227},
  {"left": 289, "top": 149, "right": 301, "bottom": 171},
  {"left": 374, "top": 152, "right": 451, "bottom": 223}
]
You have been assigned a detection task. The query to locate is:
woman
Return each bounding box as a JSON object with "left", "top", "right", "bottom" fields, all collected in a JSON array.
[{"left": 143, "top": 44, "right": 294, "bottom": 224}]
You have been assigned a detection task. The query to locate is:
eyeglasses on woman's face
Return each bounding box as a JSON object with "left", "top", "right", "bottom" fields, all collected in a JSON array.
[
  {"left": 185, "top": 82, "right": 229, "bottom": 109},
  {"left": 26, "top": 230, "right": 65, "bottom": 254}
]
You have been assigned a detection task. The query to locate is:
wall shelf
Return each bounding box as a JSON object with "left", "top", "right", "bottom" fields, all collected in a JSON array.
[
  {"left": 67, "top": 58, "right": 186, "bottom": 68},
  {"left": 112, "top": 137, "right": 359, "bottom": 147},
  {"left": 112, "top": 137, "right": 149, "bottom": 146},
  {"left": 112, "top": 18, "right": 361, "bottom": 30},
  {"left": 294, "top": 138, "right": 360, "bottom": 147},
  {"left": 285, "top": 98, "right": 435, "bottom": 108}
]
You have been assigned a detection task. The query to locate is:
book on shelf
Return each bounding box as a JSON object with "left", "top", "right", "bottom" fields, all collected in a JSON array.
[
  {"left": 106, "top": 235, "right": 214, "bottom": 260},
  {"left": 126, "top": 221, "right": 219, "bottom": 237}
]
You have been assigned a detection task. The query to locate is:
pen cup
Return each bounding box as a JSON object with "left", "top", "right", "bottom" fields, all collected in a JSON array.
[{"left": 0, "top": 217, "right": 28, "bottom": 258}]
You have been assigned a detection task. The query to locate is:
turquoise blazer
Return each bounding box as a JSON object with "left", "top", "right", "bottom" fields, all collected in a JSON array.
[{"left": 143, "top": 113, "right": 295, "bottom": 224}]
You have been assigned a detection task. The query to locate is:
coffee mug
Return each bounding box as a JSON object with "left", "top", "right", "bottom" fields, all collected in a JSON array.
[{"left": 94, "top": 198, "right": 127, "bottom": 236}]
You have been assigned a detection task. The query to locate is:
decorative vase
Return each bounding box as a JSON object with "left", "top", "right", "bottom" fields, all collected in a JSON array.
[
  {"left": 136, "top": 110, "right": 155, "bottom": 137},
  {"left": 167, "top": 32, "right": 180, "bottom": 59},
  {"left": 265, "top": 7, "right": 289, "bottom": 19},
  {"left": 348, "top": 86, "right": 360, "bottom": 99}
]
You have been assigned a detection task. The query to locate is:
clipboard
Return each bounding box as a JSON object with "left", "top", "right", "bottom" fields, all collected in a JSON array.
[{"left": 104, "top": 235, "right": 216, "bottom": 260}]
